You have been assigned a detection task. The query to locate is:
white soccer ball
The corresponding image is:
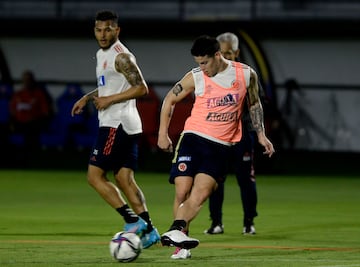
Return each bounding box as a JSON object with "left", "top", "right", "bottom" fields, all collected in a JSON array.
[{"left": 109, "top": 231, "right": 142, "bottom": 262}]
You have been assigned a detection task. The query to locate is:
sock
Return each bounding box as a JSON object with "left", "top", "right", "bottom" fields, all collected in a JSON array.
[
  {"left": 138, "top": 211, "right": 154, "bottom": 233},
  {"left": 169, "top": 220, "right": 187, "bottom": 231},
  {"left": 116, "top": 204, "right": 138, "bottom": 223}
]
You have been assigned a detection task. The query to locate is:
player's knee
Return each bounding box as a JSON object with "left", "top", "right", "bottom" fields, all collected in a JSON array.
[{"left": 87, "top": 173, "right": 98, "bottom": 188}]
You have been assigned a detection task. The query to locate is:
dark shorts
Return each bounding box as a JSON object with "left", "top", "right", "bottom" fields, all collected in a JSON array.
[
  {"left": 89, "top": 125, "right": 139, "bottom": 173},
  {"left": 231, "top": 129, "right": 255, "bottom": 176},
  {"left": 233, "top": 128, "right": 254, "bottom": 152},
  {"left": 169, "top": 133, "right": 230, "bottom": 184}
]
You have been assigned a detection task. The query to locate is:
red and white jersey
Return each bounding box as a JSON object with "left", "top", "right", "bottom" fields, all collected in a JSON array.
[
  {"left": 95, "top": 40, "right": 143, "bottom": 134},
  {"left": 183, "top": 60, "right": 250, "bottom": 145}
]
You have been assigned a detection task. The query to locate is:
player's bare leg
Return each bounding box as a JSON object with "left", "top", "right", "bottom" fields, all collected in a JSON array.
[
  {"left": 87, "top": 164, "right": 126, "bottom": 208},
  {"left": 115, "top": 167, "right": 160, "bottom": 248},
  {"left": 114, "top": 167, "right": 147, "bottom": 214},
  {"left": 162, "top": 174, "right": 217, "bottom": 249}
]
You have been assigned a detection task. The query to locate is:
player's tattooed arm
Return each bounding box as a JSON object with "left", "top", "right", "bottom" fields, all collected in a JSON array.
[
  {"left": 101, "top": 53, "right": 148, "bottom": 105},
  {"left": 115, "top": 53, "right": 144, "bottom": 87},
  {"left": 165, "top": 72, "right": 194, "bottom": 118},
  {"left": 163, "top": 83, "right": 182, "bottom": 119},
  {"left": 246, "top": 68, "right": 275, "bottom": 157},
  {"left": 247, "top": 69, "right": 265, "bottom": 133},
  {"left": 249, "top": 102, "right": 265, "bottom": 133}
]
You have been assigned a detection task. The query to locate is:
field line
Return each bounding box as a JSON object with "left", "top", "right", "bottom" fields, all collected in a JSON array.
[{"left": 1, "top": 240, "right": 360, "bottom": 252}]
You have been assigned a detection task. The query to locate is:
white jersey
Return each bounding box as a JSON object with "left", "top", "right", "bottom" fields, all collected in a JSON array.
[{"left": 95, "top": 40, "right": 143, "bottom": 134}]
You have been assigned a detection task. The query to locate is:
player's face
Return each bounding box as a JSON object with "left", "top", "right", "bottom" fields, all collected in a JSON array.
[
  {"left": 194, "top": 52, "right": 222, "bottom": 77},
  {"left": 219, "top": 41, "right": 239, "bottom": 61},
  {"left": 94, "top": 20, "right": 120, "bottom": 49}
]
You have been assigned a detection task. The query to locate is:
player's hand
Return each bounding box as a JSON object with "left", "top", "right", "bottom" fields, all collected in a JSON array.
[
  {"left": 71, "top": 97, "right": 87, "bottom": 117},
  {"left": 257, "top": 133, "right": 275, "bottom": 158},
  {"left": 93, "top": 95, "right": 113, "bottom": 110},
  {"left": 157, "top": 134, "right": 173, "bottom": 153}
]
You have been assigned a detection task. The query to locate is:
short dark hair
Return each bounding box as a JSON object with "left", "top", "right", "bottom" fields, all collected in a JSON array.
[
  {"left": 95, "top": 10, "right": 118, "bottom": 23},
  {"left": 191, "top": 35, "right": 220, "bottom": 57}
]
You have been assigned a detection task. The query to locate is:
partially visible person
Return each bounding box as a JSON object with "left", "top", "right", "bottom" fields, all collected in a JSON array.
[
  {"left": 277, "top": 78, "right": 301, "bottom": 149},
  {"left": 71, "top": 10, "right": 160, "bottom": 249},
  {"left": 9, "top": 70, "right": 51, "bottom": 151},
  {"left": 0, "top": 82, "right": 13, "bottom": 135},
  {"left": 57, "top": 83, "right": 89, "bottom": 147},
  {"left": 157, "top": 35, "right": 274, "bottom": 258},
  {"left": 204, "top": 32, "right": 260, "bottom": 236},
  {"left": 0, "top": 82, "right": 14, "bottom": 166}
]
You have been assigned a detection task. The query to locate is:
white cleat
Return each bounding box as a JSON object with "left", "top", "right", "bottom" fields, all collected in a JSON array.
[
  {"left": 161, "top": 230, "right": 199, "bottom": 249},
  {"left": 171, "top": 247, "right": 191, "bottom": 259},
  {"left": 242, "top": 225, "right": 256, "bottom": 235},
  {"left": 204, "top": 224, "right": 224, "bottom": 234}
]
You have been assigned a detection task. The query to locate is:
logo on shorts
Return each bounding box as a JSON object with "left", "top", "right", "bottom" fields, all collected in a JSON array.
[
  {"left": 178, "top": 162, "right": 187, "bottom": 172},
  {"left": 178, "top": 156, "right": 191, "bottom": 161}
]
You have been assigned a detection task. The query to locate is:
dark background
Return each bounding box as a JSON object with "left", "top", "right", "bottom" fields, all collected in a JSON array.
[{"left": 0, "top": 0, "right": 359, "bottom": 175}]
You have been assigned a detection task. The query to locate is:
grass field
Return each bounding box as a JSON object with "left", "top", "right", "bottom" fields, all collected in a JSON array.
[{"left": 0, "top": 169, "right": 359, "bottom": 266}]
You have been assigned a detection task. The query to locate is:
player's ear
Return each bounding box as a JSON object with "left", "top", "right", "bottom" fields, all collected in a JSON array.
[{"left": 235, "top": 49, "right": 240, "bottom": 58}]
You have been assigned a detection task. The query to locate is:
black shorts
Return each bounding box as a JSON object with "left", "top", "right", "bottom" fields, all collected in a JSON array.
[
  {"left": 169, "top": 133, "right": 230, "bottom": 184},
  {"left": 89, "top": 125, "right": 139, "bottom": 173}
]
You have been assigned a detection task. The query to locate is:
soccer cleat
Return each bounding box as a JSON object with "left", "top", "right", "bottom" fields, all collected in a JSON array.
[
  {"left": 141, "top": 227, "right": 161, "bottom": 249},
  {"left": 242, "top": 225, "right": 256, "bottom": 235},
  {"left": 161, "top": 230, "right": 199, "bottom": 249},
  {"left": 171, "top": 247, "right": 191, "bottom": 259},
  {"left": 204, "top": 224, "right": 224, "bottom": 234},
  {"left": 124, "top": 217, "right": 148, "bottom": 236}
]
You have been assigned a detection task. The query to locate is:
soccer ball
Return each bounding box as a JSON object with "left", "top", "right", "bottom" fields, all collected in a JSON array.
[{"left": 109, "top": 231, "right": 142, "bottom": 262}]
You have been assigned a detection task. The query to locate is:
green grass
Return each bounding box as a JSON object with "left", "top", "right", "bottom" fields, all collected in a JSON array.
[{"left": 0, "top": 169, "right": 359, "bottom": 266}]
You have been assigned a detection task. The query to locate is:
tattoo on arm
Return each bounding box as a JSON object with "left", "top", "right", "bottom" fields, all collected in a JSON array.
[
  {"left": 172, "top": 83, "right": 183, "bottom": 96},
  {"left": 116, "top": 53, "right": 143, "bottom": 86},
  {"left": 247, "top": 70, "right": 260, "bottom": 105},
  {"left": 249, "top": 102, "right": 265, "bottom": 133},
  {"left": 247, "top": 68, "right": 264, "bottom": 132}
]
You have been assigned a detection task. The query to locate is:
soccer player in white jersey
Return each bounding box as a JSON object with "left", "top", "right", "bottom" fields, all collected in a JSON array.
[{"left": 71, "top": 10, "right": 160, "bottom": 249}]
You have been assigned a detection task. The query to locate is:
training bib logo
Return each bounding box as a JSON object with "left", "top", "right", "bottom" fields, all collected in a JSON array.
[{"left": 207, "top": 93, "right": 240, "bottom": 108}]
